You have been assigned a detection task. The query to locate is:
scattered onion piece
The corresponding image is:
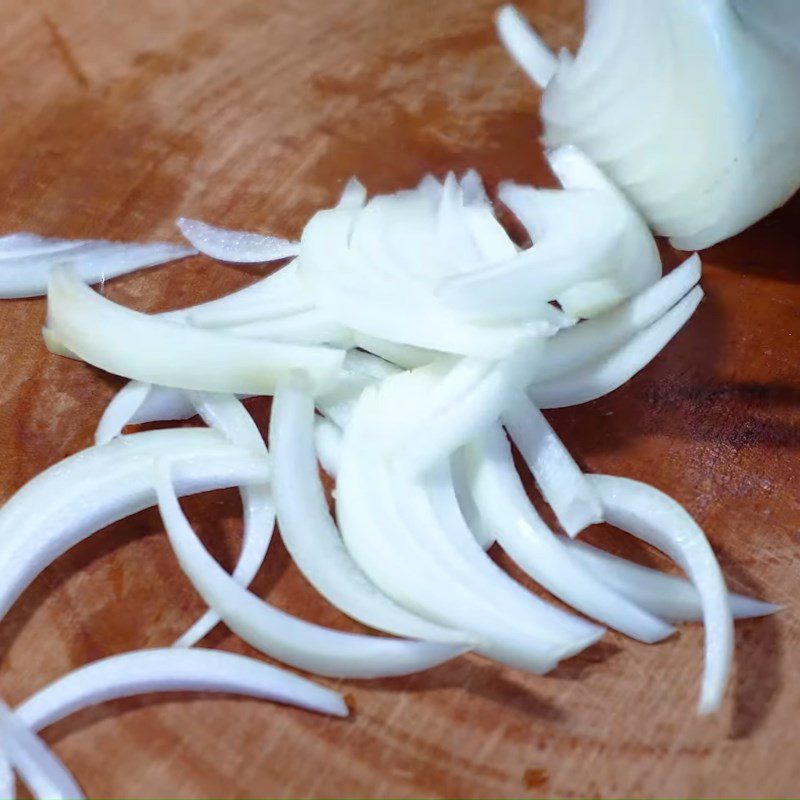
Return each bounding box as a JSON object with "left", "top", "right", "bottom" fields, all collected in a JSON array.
[
  {"left": 16, "top": 649, "right": 348, "bottom": 728},
  {"left": 529, "top": 286, "right": 704, "bottom": 408},
  {"left": 502, "top": 392, "right": 602, "bottom": 537},
  {"left": 0, "top": 698, "right": 84, "bottom": 800},
  {"left": 45, "top": 265, "right": 345, "bottom": 395},
  {"left": 155, "top": 463, "right": 470, "bottom": 678},
  {"left": 176, "top": 218, "right": 300, "bottom": 263},
  {"left": 589, "top": 474, "right": 733, "bottom": 714},
  {"left": 270, "top": 379, "right": 468, "bottom": 643},
  {"left": 0, "top": 233, "right": 195, "bottom": 299},
  {"left": 0, "top": 429, "right": 268, "bottom": 623}
]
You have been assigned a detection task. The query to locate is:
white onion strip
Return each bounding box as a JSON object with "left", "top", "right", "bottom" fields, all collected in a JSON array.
[
  {"left": 496, "top": 4, "right": 557, "bottom": 89},
  {"left": 175, "top": 393, "right": 275, "bottom": 648},
  {"left": 155, "top": 466, "right": 469, "bottom": 678},
  {"left": 560, "top": 536, "right": 781, "bottom": 624},
  {"left": 529, "top": 285, "right": 703, "bottom": 408},
  {"left": 535, "top": 253, "right": 701, "bottom": 382},
  {"left": 335, "top": 388, "right": 597, "bottom": 674},
  {"left": 411, "top": 461, "right": 602, "bottom": 646},
  {"left": 0, "top": 233, "right": 195, "bottom": 299},
  {"left": 0, "top": 429, "right": 269, "bottom": 624},
  {"left": 314, "top": 415, "right": 344, "bottom": 478},
  {"left": 176, "top": 218, "right": 300, "bottom": 263},
  {"left": 176, "top": 262, "right": 315, "bottom": 328},
  {"left": 0, "top": 699, "right": 84, "bottom": 800},
  {"left": 590, "top": 474, "right": 733, "bottom": 714},
  {"left": 95, "top": 381, "right": 152, "bottom": 445},
  {"left": 270, "top": 381, "right": 467, "bottom": 643},
  {"left": 502, "top": 392, "right": 602, "bottom": 536},
  {"left": 45, "top": 265, "right": 344, "bottom": 395},
  {"left": 0, "top": 750, "right": 12, "bottom": 800},
  {"left": 466, "top": 427, "right": 675, "bottom": 642},
  {"left": 306, "top": 414, "right": 773, "bottom": 628},
  {"left": 16, "top": 649, "right": 348, "bottom": 728}
]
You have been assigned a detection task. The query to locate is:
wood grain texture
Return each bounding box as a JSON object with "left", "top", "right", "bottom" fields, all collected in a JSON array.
[{"left": 0, "top": 1, "right": 798, "bottom": 797}]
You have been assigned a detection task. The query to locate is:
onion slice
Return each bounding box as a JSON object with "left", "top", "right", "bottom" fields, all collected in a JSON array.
[
  {"left": 535, "top": 253, "right": 701, "bottom": 382},
  {"left": 502, "top": 392, "right": 602, "bottom": 536},
  {"left": 176, "top": 218, "right": 300, "bottom": 263},
  {"left": 0, "top": 429, "right": 269, "bottom": 624},
  {"left": 0, "top": 233, "right": 195, "bottom": 299},
  {"left": 529, "top": 285, "right": 703, "bottom": 408},
  {"left": 0, "top": 699, "right": 84, "bottom": 800},
  {"left": 175, "top": 392, "right": 275, "bottom": 648},
  {"left": 45, "top": 265, "right": 344, "bottom": 395},
  {"left": 270, "top": 380, "right": 467, "bottom": 643},
  {"left": 465, "top": 427, "right": 675, "bottom": 642},
  {"left": 560, "top": 536, "right": 781, "bottom": 623},
  {"left": 16, "top": 649, "right": 348, "bottom": 728},
  {"left": 336, "top": 387, "right": 599, "bottom": 674},
  {"left": 496, "top": 5, "right": 557, "bottom": 88},
  {"left": 0, "top": 751, "right": 12, "bottom": 800},
  {"left": 589, "top": 474, "right": 733, "bottom": 714},
  {"left": 156, "top": 465, "right": 469, "bottom": 678}
]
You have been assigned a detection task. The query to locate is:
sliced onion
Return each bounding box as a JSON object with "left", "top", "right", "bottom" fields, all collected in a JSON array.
[
  {"left": 0, "top": 233, "right": 195, "bottom": 299},
  {"left": 0, "top": 429, "right": 268, "bottom": 624},
  {"left": 535, "top": 253, "right": 701, "bottom": 382},
  {"left": 314, "top": 415, "right": 343, "bottom": 478},
  {"left": 176, "top": 218, "right": 300, "bottom": 263},
  {"left": 156, "top": 465, "right": 469, "bottom": 678},
  {"left": 335, "top": 387, "right": 599, "bottom": 674},
  {"left": 337, "top": 177, "right": 368, "bottom": 209},
  {"left": 529, "top": 285, "right": 703, "bottom": 408},
  {"left": 496, "top": 5, "right": 557, "bottom": 89},
  {"left": 95, "top": 381, "right": 152, "bottom": 445},
  {"left": 387, "top": 351, "right": 542, "bottom": 477},
  {"left": 560, "top": 536, "right": 781, "bottom": 624},
  {"left": 175, "top": 393, "right": 275, "bottom": 648},
  {"left": 270, "top": 380, "right": 467, "bottom": 643},
  {"left": 465, "top": 426, "right": 675, "bottom": 642},
  {"left": 0, "top": 699, "right": 84, "bottom": 800},
  {"left": 16, "top": 648, "right": 348, "bottom": 728},
  {"left": 175, "top": 262, "right": 315, "bottom": 328},
  {"left": 589, "top": 474, "right": 733, "bottom": 714},
  {"left": 45, "top": 265, "right": 345, "bottom": 395},
  {"left": 502, "top": 392, "right": 602, "bottom": 536},
  {"left": 221, "top": 308, "right": 353, "bottom": 346},
  {"left": 0, "top": 751, "right": 12, "bottom": 800}
]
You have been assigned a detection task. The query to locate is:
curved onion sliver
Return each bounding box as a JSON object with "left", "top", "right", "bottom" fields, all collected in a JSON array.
[
  {"left": 16, "top": 648, "right": 348, "bottom": 729},
  {"left": 502, "top": 392, "right": 602, "bottom": 536},
  {"left": 175, "top": 393, "right": 275, "bottom": 648},
  {"left": 176, "top": 218, "right": 300, "bottom": 263},
  {"left": 560, "top": 535, "right": 781, "bottom": 624},
  {"left": 535, "top": 253, "right": 701, "bottom": 382},
  {"left": 270, "top": 381, "right": 467, "bottom": 643},
  {"left": 156, "top": 466, "right": 469, "bottom": 678},
  {"left": 0, "top": 233, "right": 195, "bottom": 299},
  {"left": 0, "top": 429, "right": 268, "bottom": 624},
  {"left": 0, "top": 699, "right": 83, "bottom": 800},
  {"left": 466, "top": 426, "right": 675, "bottom": 642},
  {"left": 529, "top": 286, "right": 703, "bottom": 408},
  {"left": 589, "top": 474, "right": 733, "bottom": 714},
  {"left": 45, "top": 265, "right": 344, "bottom": 395}
]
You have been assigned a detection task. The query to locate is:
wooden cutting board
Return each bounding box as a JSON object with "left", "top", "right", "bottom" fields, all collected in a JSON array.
[{"left": 1, "top": 1, "right": 799, "bottom": 797}]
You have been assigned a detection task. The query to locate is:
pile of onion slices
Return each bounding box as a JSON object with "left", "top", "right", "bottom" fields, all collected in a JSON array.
[{"left": 0, "top": 153, "right": 779, "bottom": 798}]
